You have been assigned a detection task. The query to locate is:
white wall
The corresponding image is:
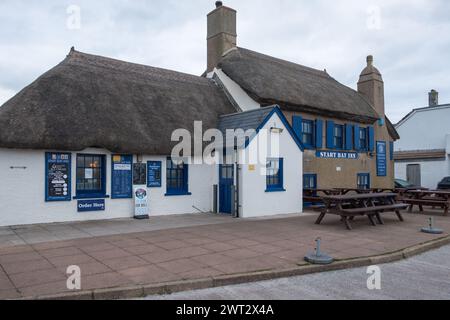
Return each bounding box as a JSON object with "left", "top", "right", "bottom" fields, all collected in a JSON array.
[
  {"left": 212, "top": 68, "right": 261, "bottom": 112},
  {"left": 395, "top": 159, "right": 449, "bottom": 189},
  {"left": 238, "top": 113, "right": 303, "bottom": 218},
  {"left": 395, "top": 106, "right": 450, "bottom": 151},
  {"left": 0, "top": 148, "right": 215, "bottom": 227}
]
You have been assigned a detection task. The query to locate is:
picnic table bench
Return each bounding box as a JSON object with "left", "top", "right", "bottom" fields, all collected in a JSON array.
[
  {"left": 402, "top": 190, "right": 450, "bottom": 216},
  {"left": 315, "top": 193, "right": 408, "bottom": 230}
]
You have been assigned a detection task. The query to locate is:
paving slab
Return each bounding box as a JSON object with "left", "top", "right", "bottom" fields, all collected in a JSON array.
[{"left": 0, "top": 210, "right": 449, "bottom": 299}]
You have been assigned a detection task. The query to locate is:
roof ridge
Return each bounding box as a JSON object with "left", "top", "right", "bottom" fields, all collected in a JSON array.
[
  {"left": 219, "top": 105, "right": 277, "bottom": 118},
  {"left": 235, "top": 47, "right": 330, "bottom": 79},
  {"left": 66, "top": 49, "right": 211, "bottom": 85}
]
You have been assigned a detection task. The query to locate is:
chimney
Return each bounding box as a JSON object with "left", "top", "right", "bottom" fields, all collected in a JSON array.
[
  {"left": 207, "top": 1, "right": 237, "bottom": 73},
  {"left": 429, "top": 89, "right": 439, "bottom": 107},
  {"left": 357, "top": 55, "right": 385, "bottom": 118}
]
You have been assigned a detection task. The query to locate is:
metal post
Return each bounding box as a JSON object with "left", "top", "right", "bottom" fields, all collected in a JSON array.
[
  {"left": 230, "top": 185, "right": 236, "bottom": 218},
  {"left": 213, "top": 185, "right": 218, "bottom": 214}
]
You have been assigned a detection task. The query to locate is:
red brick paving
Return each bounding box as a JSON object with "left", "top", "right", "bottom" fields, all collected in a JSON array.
[{"left": 0, "top": 211, "right": 449, "bottom": 299}]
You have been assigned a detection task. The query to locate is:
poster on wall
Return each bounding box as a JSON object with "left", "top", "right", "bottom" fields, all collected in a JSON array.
[
  {"left": 376, "top": 141, "right": 387, "bottom": 177},
  {"left": 45, "top": 153, "right": 71, "bottom": 202},
  {"left": 134, "top": 185, "right": 149, "bottom": 219},
  {"left": 111, "top": 155, "right": 133, "bottom": 199},
  {"left": 147, "top": 161, "right": 162, "bottom": 188}
]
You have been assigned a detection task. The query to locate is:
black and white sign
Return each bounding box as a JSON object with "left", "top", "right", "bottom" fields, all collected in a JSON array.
[{"left": 45, "top": 153, "right": 71, "bottom": 202}]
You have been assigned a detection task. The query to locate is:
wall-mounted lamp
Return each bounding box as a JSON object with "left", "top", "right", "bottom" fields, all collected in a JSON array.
[{"left": 270, "top": 127, "right": 284, "bottom": 134}]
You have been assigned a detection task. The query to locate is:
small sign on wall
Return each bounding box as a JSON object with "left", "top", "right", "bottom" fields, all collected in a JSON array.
[
  {"left": 316, "top": 151, "right": 359, "bottom": 160},
  {"left": 376, "top": 141, "right": 387, "bottom": 177},
  {"left": 147, "top": 161, "right": 162, "bottom": 188},
  {"left": 111, "top": 155, "right": 133, "bottom": 199},
  {"left": 77, "top": 199, "right": 105, "bottom": 212}
]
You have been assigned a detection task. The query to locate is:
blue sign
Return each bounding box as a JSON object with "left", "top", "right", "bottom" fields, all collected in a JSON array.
[
  {"left": 45, "top": 152, "right": 71, "bottom": 202},
  {"left": 316, "top": 151, "right": 359, "bottom": 160},
  {"left": 376, "top": 141, "right": 387, "bottom": 177},
  {"left": 147, "top": 161, "right": 162, "bottom": 188},
  {"left": 111, "top": 155, "right": 133, "bottom": 199},
  {"left": 77, "top": 199, "right": 105, "bottom": 212}
]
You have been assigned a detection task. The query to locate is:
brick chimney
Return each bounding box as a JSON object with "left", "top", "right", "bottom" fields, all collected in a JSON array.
[
  {"left": 358, "top": 55, "right": 385, "bottom": 118},
  {"left": 207, "top": 1, "right": 237, "bottom": 73},
  {"left": 429, "top": 89, "right": 439, "bottom": 107}
]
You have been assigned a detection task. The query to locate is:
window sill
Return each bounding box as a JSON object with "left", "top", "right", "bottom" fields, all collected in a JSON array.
[
  {"left": 73, "top": 194, "right": 110, "bottom": 200},
  {"left": 165, "top": 192, "right": 192, "bottom": 197},
  {"left": 265, "top": 188, "right": 286, "bottom": 193}
]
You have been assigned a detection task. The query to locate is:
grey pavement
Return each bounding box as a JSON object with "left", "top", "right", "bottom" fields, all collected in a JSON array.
[{"left": 143, "top": 244, "right": 450, "bottom": 300}]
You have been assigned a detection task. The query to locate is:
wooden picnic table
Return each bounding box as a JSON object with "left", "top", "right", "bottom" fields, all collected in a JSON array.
[
  {"left": 402, "top": 190, "right": 450, "bottom": 216},
  {"left": 315, "top": 193, "right": 408, "bottom": 230}
]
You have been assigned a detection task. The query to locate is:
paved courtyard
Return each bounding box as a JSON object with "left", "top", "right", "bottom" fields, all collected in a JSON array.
[
  {"left": 0, "top": 210, "right": 449, "bottom": 299},
  {"left": 143, "top": 244, "right": 450, "bottom": 300}
]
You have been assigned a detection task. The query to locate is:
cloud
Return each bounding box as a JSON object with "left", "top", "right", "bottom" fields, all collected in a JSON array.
[{"left": 0, "top": 0, "right": 449, "bottom": 122}]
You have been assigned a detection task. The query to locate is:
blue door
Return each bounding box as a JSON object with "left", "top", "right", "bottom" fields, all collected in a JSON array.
[{"left": 219, "top": 164, "right": 234, "bottom": 214}]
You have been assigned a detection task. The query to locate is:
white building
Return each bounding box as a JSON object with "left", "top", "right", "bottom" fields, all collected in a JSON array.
[{"left": 394, "top": 90, "right": 450, "bottom": 189}]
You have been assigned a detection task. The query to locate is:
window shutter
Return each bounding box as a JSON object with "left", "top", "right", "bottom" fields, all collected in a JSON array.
[
  {"left": 315, "top": 120, "right": 323, "bottom": 149},
  {"left": 326, "top": 121, "right": 334, "bottom": 149},
  {"left": 292, "top": 116, "right": 303, "bottom": 142},
  {"left": 353, "top": 125, "right": 360, "bottom": 151},
  {"left": 345, "top": 124, "right": 353, "bottom": 150},
  {"left": 368, "top": 126, "right": 375, "bottom": 152}
]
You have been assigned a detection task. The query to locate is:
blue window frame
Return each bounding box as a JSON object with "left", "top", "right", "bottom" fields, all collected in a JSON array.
[
  {"left": 359, "top": 128, "right": 368, "bottom": 151},
  {"left": 302, "top": 120, "right": 315, "bottom": 148},
  {"left": 266, "top": 158, "right": 285, "bottom": 192},
  {"left": 357, "top": 173, "right": 370, "bottom": 190},
  {"left": 334, "top": 124, "right": 344, "bottom": 149},
  {"left": 166, "top": 158, "right": 191, "bottom": 196},
  {"left": 76, "top": 154, "right": 106, "bottom": 199}
]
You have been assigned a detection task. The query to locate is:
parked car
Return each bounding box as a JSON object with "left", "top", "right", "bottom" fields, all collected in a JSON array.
[
  {"left": 437, "top": 177, "right": 450, "bottom": 190},
  {"left": 394, "top": 179, "right": 423, "bottom": 189}
]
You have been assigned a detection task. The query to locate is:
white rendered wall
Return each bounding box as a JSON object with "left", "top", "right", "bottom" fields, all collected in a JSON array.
[
  {"left": 395, "top": 106, "right": 450, "bottom": 151},
  {"left": 0, "top": 148, "right": 214, "bottom": 227},
  {"left": 212, "top": 68, "right": 261, "bottom": 112},
  {"left": 238, "top": 113, "right": 303, "bottom": 218},
  {"left": 395, "top": 159, "right": 449, "bottom": 189}
]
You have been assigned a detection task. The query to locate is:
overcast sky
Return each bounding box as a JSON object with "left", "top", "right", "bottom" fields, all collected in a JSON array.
[{"left": 0, "top": 0, "right": 449, "bottom": 122}]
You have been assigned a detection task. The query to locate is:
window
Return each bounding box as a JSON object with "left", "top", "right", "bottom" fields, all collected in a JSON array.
[
  {"left": 266, "top": 158, "right": 285, "bottom": 192},
  {"left": 303, "top": 174, "right": 317, "bottom": 190},
  {"left": 166, "top": 158, "right": 190, "bottom": 196},
  {"left": 76, "top": 154, "right": 106, "bottom": 198},
  {"left": 334, "top": 124, "right": 344, "bottom": 149},
  {"left": 357, "top": 173, "right": 370, "bottom": 190},
  {"left": 302, "top": 120, "right": 315, "bottom": 148},
  {"left": 359, "top": 128, "right": 368, "bottom": 150}
]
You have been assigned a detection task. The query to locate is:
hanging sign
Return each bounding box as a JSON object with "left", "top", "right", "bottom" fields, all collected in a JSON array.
[
  {"left": 45, "top": 152, "right": 71, "bottom": 202},
  {"left": 376, "top": 141, "right": 387, "bottom": 177},
  {"left": 77, "top": 199, "right": 105, "bottom": 212},
  {"left": 147, "top": 161, "right": 162, "bottom": 188},
  {"left": 111, "top": 155, "right": 133, "bottom": 199},
  {"left": 316, "top": 151, "right": 359, "bottom": 160},
  {"left": 134, "top": 185, "right": 149, "bottom": 219}
]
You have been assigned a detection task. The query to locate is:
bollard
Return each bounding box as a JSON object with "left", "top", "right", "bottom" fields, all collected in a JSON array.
[
  {"left": 421, "top": 217, "right": 443, "bottom": 234},
  {"left": 304, "top": 237, "right": 334, "bottom": 265}
]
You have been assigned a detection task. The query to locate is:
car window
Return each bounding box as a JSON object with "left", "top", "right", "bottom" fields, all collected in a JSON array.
[{"left": 396, "top": 179, "right": 411, "bottom": 188}]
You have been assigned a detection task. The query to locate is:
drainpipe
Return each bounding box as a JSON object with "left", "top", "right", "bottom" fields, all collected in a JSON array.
[{"left": 235, "top": 150, "right": 240, "bottom": 218}]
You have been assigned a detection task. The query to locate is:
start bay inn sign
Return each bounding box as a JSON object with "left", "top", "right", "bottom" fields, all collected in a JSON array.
[{"left": 316, "top": 151, "right": 359, "bottom": 160}]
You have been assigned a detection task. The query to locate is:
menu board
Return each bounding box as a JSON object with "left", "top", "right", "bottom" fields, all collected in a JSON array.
[
  {"left": 133, "top": 163, "right": 147, "bottom": 185},
  {"left": 147, "top": 161, "right": 162, "bottom": 188},
  {"left": 111, "top": 155, "right": 133, "bottom": 199},
  {"left": 45, "top": 152, "right": 71, "bottom": 202}
]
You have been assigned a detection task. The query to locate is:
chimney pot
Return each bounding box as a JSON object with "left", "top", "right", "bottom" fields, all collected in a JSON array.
[
  {"left": 429, "top": 89, "right": 439, "bottom": 107},
  {"left": 215, "top": 1, "right": 223, "bottom": 8},
  {"left": 367, "top": 55, "right": 373, "bottom": 66}
]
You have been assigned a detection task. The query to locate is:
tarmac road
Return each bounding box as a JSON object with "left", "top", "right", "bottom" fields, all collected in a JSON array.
[{"left": 143, "top": 244, "right": 450, "bottom": 300}]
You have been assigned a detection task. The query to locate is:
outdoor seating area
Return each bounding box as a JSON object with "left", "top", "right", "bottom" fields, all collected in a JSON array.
[{"left": 304, "top": 187, "right": 450, "bottom": 230}]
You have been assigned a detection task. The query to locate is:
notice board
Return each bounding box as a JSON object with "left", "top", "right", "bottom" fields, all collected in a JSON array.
[
  {"left": 147, "top": 161, "right": 162, "bottom": 188},
  {"left": 111, "top": 155, "right": 133, "bottom": 199},
  {"left": 45, "top": 152, "right": 71, "bottom": 201}
]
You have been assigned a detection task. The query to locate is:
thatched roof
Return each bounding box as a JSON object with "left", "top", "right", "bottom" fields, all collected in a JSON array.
[
  {"left": 0, "top": 49, "right": 236, "bottom": 154},
  {"left": 218, "top": 47, "right": 380, "bottom": 124}
]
